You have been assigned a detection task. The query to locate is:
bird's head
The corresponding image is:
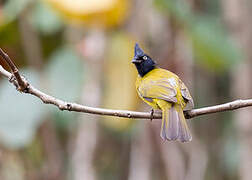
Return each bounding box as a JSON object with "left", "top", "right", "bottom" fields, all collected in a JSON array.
[{"left": 132, "top": 43, "right": 156, "bottom": 77}]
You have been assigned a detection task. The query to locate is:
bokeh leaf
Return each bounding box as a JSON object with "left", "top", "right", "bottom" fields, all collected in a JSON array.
[
  {"left": 44, "top": 0, "right": 130, "bottom": 28},
  {"left": 0, "top": 21, "right": 20, "bottom": 45},
  {"left": 30, "top": 1, "right": 63, "bottom": 35},
  {"left": 188, "top": 17, "right": 242, "bottom": 71},
  {"left": 2, "top": 0, "right": 33, "bottom": 24},
  {"left": 46, "top": 46, "right": 84, "bottom": 101},
  {"left": 221, "top": 124, "right": 239, "bottom": 176},
  {"left": 0, "top": 69, "right": 45, "bottom": 149},
  {"left": 102, "top": 33, "right": 137, "bottom": 132},
  {"left": 155, "top": 0, "right": 193, "bottom": 23},
  {"left": 155, "top": 0, "right": 242, "bottom": 71},
  {"left": 45, "top": 46, "right": 84, "bottom": 128}
]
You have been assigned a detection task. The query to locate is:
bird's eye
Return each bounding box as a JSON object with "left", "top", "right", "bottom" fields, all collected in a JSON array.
[{"left": 143, "top": 56, "right": 147, "bottom": 60}]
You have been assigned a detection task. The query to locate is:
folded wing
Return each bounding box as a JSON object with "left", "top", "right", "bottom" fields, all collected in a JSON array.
[
  {"left": 179, "top": 80, "right": 194, "bottom": 110},
  {"left": 137, "top": 78, "right": 177, "bottom": 103}
]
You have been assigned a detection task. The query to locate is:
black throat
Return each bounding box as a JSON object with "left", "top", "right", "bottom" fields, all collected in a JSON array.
[{"left": 134, "top": 63, "right": 156, "bottom": 77}]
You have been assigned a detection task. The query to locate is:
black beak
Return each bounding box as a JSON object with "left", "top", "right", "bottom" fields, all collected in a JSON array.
[{"left": 131, "top": 58, "right": 142, "bottom": 64}]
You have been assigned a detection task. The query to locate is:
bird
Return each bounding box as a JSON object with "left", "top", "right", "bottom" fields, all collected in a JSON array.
[{"left": 132, "top": 43, "right": 194, "bottom": 142}]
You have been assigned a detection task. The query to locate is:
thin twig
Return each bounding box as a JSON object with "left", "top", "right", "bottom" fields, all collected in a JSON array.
[
  {"left": 0, "top": 48, "right": 252, "bottom": 120},
  {"left": 0, "top": 48, "right": 28, "bottom": 90}
]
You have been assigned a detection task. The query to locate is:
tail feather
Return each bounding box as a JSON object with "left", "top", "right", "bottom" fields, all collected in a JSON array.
[
  {"left": 160, "top": 104, "right": 192, "bottom": 142},
  {"left": 160, "top": 116, "right": 166, "bottom": 140},
  {"left": 177, "top": 108, "right": 192, "bottom": 142},
  {"left": 167, "top": 107, "right": 179, "bottom": 140}
]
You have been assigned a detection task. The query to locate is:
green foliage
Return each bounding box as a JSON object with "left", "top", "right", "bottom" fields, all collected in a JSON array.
[
  {"left": 0, "top": 69, "right": 45, "bottom": 149},
  {"left": 0, "top": 46, "right": 85, "bottom": 148},
  {"left": 46, "top": 46, "right": 84, "bottom": 102},
  {"left": 0, "top": 21, "right": 20, "bottom": 45},
  {"left": 155, "top": 0, "right": 193, "bottom": 24},
  {"left": 188, "top": 17, "right": 241, "bottom": 71},
  {"left": 45, "top": 46, "right": 85, "bottom": 128},
  {"left": 221, "top": 124, "right": 239, "bottom": 176},
  {"left": 155, "top": 0, "right": 242, "bottom": 71},
  {"left": 2, "top": 0, "right": 33, "bottom": 23},
  {"left": 30, "top": 1, "right": 63, "bottom": 35}
]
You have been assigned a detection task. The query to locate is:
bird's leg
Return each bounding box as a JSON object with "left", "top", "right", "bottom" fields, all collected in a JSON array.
[{"left": 150, "top": 108, "right": 154, "bottom": 122}]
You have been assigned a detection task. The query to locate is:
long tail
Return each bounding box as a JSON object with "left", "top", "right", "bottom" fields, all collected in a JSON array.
[{"left": 160, "top": 103, "right": 192, "bottom": 142}]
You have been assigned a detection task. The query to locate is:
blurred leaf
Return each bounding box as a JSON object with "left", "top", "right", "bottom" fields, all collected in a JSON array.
[
  {"left": 155, "top": 0, "right": 193, "bottom": 24},
  {"left": 2, "top": 0, "right": 33, "bottom": 24},
  {"left": 45, "top": 46, "right": 84, "bottom": 128},
  {"left": 221, "top": 128, "right": 239, "bottom": 176},
  {"left": 0, "top": 152, "right": 25, "bottom": 180},
  {"left": 41, "top": 32, "right": 64, "bottom": 59},
  {"left": 30, "top": 1, "right": 63, "bottom": 35},
  {"left": 0, "top": 21, "right": 20, "bottom": 45},
  {"left": 188, "top": 17, "right": 242, "bottom": 71},
  {"left": 0, "top": 69, "right": 45, "bottom": 149},
  {"left": 44, "top": 0, "right": 130, "bottom": 28},
  {"left": 155, "top": 0, "right": 242, "bottom": 71},
  {"left": 46, "top": 46, "right": 84, "bottom": 101},
  {"left": 102, "top": 33, "right": 137, "bottom": 132}
]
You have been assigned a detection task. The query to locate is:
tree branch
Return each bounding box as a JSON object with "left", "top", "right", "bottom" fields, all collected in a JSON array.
[
  {"left": 0, "top": 48, "right": 252, "bottom": 120},
  {"left": 0, "top": 48, "right": 28, "bottom": 91}
]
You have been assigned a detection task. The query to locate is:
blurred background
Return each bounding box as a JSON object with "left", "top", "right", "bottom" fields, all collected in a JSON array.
[{"left": 0, "top": 0, "right": 251, "bottom": 179}]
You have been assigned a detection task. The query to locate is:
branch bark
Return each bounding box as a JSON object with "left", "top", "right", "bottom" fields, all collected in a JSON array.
[
  {"left": 0, "top": 48, "right": 28, "bottom": 90},
  {"left": 0, "top": 48, "right": 252, "bottom": 120}
]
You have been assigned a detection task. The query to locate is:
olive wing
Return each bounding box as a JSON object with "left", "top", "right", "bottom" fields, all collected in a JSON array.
[
  {"left": 179, "top": 80, "right": 194, "bottom": 110},
  {"left": 137, "top": 78, "right": 177, "bottom": 103}
]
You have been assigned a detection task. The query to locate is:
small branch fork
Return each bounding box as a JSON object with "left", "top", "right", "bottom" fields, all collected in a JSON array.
[{"left": 0, "top": 48, "right": 252, "bottom": 120}]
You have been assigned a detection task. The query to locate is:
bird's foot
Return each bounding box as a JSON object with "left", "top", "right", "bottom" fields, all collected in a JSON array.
[{"left": 150, "top": 109, "right": 154, "bottom": 122}]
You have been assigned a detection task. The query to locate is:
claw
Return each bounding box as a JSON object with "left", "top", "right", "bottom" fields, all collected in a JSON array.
[
  {"left": 150, "top": 109, "right": 154, "bottom": 122},
  {"left": 9, "top": 74, "right": 19, "bottom": 89},
  {"left": 9, "top": 74, "right": 15, "bottom": 83}
]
